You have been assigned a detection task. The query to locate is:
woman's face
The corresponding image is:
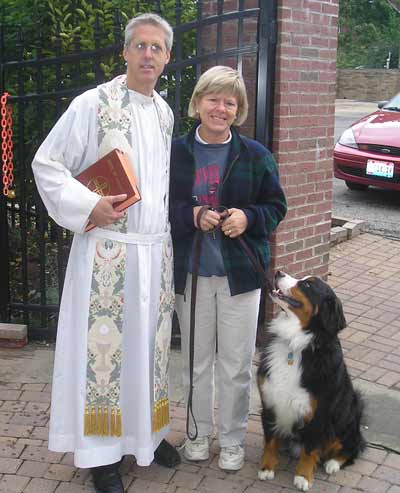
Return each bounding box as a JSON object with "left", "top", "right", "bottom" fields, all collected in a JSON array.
[{"left": 196, "top": 92, "right": 238, "bottom": 142}]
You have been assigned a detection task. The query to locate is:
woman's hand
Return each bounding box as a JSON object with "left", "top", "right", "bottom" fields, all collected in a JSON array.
[
  {"left": 193, "top": 206, "right": 221, "bottom": 231},
  {"left": 221, "top": 208, "right": 248, "bottom": 238}
]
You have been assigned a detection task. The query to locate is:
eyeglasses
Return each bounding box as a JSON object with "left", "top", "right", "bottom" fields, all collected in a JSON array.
[
  {"left": 131, "top": 42, "right": 165, "bottom": 55},
  {"left": 204, "top": 96, "right": 238, "bottom": 111}
]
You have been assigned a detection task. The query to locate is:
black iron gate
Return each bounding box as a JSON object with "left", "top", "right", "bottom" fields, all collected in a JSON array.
[{"left": 0, "top": 0, "right": 277, "bottom": 340}]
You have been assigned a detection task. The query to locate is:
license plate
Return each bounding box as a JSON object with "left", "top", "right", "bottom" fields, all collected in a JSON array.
[{"left": 366, "top": 159, "right": 394, "bottom": 178}]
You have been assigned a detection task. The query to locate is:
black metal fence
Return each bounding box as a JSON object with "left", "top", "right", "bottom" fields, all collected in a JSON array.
[{"left": 0, "top": 0, "right": 277, "bottom": 339}]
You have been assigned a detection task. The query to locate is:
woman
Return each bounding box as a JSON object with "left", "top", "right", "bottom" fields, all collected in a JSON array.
[{"left": 170, "top": 66, "right": 287, "bottom": 471}]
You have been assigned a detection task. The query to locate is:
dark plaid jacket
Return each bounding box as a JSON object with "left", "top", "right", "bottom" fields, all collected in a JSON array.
[{"left": 169, "top": 125, "right": 287, "bottom": 296}]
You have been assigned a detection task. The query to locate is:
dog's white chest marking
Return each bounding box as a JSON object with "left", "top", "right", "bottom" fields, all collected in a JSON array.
[{"left": 260, "top": 317, "right": 313, "bottom": 435}]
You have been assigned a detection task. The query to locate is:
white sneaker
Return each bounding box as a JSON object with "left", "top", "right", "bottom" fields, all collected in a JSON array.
[
  {"left": 183, "top": 436, "right": 210, "bottom": 461},
  {"left": 218, "top": 445, "right": 245, "bottom": 471}
]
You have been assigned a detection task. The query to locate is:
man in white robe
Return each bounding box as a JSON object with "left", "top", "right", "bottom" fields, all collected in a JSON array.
[{"left": 32, "top": 13, "right": 180, "bottom": 493}]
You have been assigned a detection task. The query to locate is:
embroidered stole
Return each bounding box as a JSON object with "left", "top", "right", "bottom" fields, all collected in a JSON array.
[{"left": 84, "top": 75, "right": 174, "bottom": 437}]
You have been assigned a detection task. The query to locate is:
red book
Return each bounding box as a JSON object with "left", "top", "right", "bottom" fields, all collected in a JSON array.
[{"left": 75, "top": 148, "right": 141, "bottom": 231}]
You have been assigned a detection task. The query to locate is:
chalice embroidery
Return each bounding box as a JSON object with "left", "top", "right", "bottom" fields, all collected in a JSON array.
[
  {"left": 95, "top": 341, "right": 112, "bottom": 372},
  {"left": 95, "top": 324, "right": 112, "bottom": 372}
]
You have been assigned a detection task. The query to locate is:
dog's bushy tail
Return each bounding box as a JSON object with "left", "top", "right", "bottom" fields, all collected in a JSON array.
[{"left": 342, "top": 389, "right": 366, "bottom": 467}]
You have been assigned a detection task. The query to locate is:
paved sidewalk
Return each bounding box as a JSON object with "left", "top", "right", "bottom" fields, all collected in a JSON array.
[{"left": 1, "top": 233, "right": 400, "bottom": 492}]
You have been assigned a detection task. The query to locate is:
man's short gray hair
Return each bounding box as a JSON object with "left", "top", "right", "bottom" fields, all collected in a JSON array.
[{"left": 124, "top": 13, "right": 174, "bottom": 51}]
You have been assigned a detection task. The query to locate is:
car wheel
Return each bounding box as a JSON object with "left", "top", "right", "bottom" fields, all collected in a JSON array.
[{"left": 345, "top": 181, "right": 369, "bottom": 191}]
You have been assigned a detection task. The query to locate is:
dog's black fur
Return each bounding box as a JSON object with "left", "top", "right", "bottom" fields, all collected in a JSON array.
[{"left": 257, "top": 272, "right": 365, "bottom": 491}]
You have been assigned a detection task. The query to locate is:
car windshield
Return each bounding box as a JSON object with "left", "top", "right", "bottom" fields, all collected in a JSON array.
[{"left": 383, "top": 93, "right": 400, "bottom": 111}]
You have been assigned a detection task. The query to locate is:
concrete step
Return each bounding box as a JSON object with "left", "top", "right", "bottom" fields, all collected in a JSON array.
[
  {"left": 331, "top": 216, "right": 366, "bottom": 245},
  {"left": 0, "top": 323, "right": 28, "bottom": 348}
]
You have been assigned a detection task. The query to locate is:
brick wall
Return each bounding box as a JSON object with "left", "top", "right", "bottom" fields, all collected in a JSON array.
[
  {"left": 337, "top": 69, "right": 400, "bottom": 101},
  {"left": 270, "top": 0, "right": 339, "bottom": 281}
]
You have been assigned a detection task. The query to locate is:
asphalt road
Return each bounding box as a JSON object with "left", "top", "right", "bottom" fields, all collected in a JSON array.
[{"left": 333, "top": 100, "right": 400, "bottom": 239}]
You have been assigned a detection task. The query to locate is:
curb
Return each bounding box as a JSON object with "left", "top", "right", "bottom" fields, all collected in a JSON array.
[{"left": 331, "top": 216, "right": 366, "bottom": 246}]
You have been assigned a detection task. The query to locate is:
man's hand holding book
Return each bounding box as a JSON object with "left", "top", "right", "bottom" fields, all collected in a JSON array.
[{"left": 88, "top": 193, "right": 127, "bottom": 228}]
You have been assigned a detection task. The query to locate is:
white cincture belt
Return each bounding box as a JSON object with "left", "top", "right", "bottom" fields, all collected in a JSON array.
[{"left": 89, "top": 227, "right": 169, "bottom": 245}]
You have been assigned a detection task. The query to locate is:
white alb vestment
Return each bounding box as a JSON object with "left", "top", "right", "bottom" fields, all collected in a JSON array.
[{"left": 32, "top": 76, "right": 174, "bottom": 468}]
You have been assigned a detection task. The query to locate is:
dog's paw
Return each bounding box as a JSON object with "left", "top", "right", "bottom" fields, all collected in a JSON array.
[
  {"left": 324, "top": 459, "right": 341, "bottom": 474},
  {"left": 293, "top": 475, "right": 310, "bottom": 491},
  {"left": 258, "top": 469, "right": 275, "bottom": 481}
]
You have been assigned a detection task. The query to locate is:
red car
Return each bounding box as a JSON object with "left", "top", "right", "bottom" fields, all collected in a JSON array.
[{"left": 334, "top": 93, "right": 400, "bottom": 191}]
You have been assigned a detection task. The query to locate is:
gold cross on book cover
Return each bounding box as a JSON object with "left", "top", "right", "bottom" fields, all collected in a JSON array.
[{"left": 75, "top": 149, "right": 141, "bottom": 231}]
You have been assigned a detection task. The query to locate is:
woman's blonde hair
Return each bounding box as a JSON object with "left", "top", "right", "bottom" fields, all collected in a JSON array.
[{"left": 188, "top": 65, "right": 249, "bottom": 126}]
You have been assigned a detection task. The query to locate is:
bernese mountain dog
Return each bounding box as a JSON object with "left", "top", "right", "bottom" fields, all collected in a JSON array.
[{"left": 257, "top": 271, "right": 365, "bottom": 492}]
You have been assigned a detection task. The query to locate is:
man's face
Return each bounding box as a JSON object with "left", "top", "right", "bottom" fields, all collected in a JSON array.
[{"left": 123, "top": 23, "right": 170, "bottom": 95}]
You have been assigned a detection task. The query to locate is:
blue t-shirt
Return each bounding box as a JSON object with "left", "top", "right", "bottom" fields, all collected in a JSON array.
[{"left": 188, "top": 136, "right": 230, "bottom": 277}]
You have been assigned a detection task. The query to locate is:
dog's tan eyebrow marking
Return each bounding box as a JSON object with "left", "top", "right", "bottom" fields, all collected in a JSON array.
[
  {"left": 289, "top": 286, "right": 314, "bottom": 329},
  {"left": 301, "top": 276, "right": 317, "bottom": 284}
]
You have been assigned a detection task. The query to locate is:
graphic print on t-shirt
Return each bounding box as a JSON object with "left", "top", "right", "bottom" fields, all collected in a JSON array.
[{"left": 193, "top": 163, "right": 220, "bottom": 209}]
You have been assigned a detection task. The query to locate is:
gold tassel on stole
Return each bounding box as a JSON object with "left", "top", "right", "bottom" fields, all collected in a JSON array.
[
  {"left": 84, "top": 405, "right": 122, "bottom": 437},
  {"left": 115, "top": 408, "right": 122, "bottom": 436},
  {"left": 103, "top": 406, "right": 109, "bottom": 435},
  {"left": 152, "top": 401, "right": 159, "bottom": 432},
  {"left": 110, "top": 407, "right": 116, "bottom": 436},
  {"left": 84, "top": 406, "right": 90, "bottom": 435},
  {"left": 152, "top": 398, "right": 169, "bottom": 432},
  {"left": 96, "top": 407, "right": 103, "bottom": 435},
  {"left": 90, "top": 407, "right": 97, "bottom": 434}
]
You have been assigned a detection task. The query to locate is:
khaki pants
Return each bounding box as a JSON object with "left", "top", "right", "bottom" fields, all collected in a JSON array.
[{"left": 175, "top": 274, "right": 261, "bottom": 447}]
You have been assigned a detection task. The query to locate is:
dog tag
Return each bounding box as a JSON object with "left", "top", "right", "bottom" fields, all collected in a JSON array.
[{"left": 287, "top": 351, "right": 294, "bottom": 365}]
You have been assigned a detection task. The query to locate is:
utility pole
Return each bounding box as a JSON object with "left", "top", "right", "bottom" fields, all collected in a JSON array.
[{"left": 384, "top": 1, "right": 400, "bottom": 69}]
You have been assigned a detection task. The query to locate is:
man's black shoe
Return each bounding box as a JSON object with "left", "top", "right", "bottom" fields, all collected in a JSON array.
[
  {"left": 153, "top": 439, "right": 181, "bottom": 468},
  {"left": 91, "top": 462, "right": 124, "bottom": 493}
]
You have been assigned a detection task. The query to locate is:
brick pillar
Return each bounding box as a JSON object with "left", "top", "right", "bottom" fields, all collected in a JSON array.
[{"left": 270, "top": 0, "right": 339, "bottom": 280}]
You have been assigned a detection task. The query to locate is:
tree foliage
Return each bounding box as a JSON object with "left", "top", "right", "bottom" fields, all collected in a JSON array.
[
  {"left": 338, "top": 0, "right": 400, "bottom": 68},
  {"left": 1, "top": 0, "right": 196, "bottom": 56},
  {"left": 1, "top": 0, "right": 198, "bottom": 126}
]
